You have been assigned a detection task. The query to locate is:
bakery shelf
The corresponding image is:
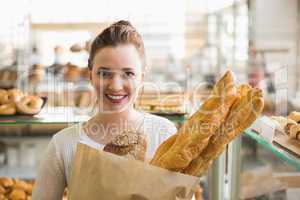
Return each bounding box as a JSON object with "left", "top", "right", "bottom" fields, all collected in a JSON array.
[
  {"left": 244, "top": 130, "right": 300, "bottom": 171},
  {"left": 0, "top": 107, "right": 183, "bottom": 125},
  {"left": 149, "top": 112, "right": 187, "bottom": 124},
  {"left": 0, "top": 107, "right": 90, "bottom": 125}
]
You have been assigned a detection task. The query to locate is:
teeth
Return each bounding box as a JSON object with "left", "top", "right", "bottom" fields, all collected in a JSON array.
[{"left": 107, "top": 95, "right": 126, "bottom": 100}]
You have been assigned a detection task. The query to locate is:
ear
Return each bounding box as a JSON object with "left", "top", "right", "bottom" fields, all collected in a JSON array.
[
  {"left": 89, "top": 69, "right": 92, "bottom": 81},
  {"left": 141, "top": 66, "right": 147, "bottom": 82},
  {"left": 141, "top": 71, "right": 145, "bottom": 82}
]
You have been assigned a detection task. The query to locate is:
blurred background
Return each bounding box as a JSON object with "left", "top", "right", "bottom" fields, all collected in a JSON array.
[{"left": 0, "top": 0, "right": 300, "bottom": 199}]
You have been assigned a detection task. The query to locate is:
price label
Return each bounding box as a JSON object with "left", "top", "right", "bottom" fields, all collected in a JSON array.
[{"left": 250, "top": 116, "right": 276, "bottom": 143}]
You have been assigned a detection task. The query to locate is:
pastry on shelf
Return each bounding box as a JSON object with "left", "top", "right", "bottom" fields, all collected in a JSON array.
[
  {"left": 0, "top": 68, "right": 18, "bottom": 88},
  {"left": 13, "top": 179, "right": 28, "bottom": 192},
  {"left": 0, "top": 177, "right": 65, "bottom": 199},
  {"left": 271, "top": 116, "right": 295, "bottom": 133},
  {"left": 285, "top": 123, "right": 300, "bottom": 141},
  {"left": 0, "top": 103, "right": 16, "bottom": 115},
  {"left": 9, "top": 189, "right": 26, "bottom": 200},
  {"left": 0, "top": 88, "right": 44, "bottom": 115},
  {"left": 64, "top": 63, "right": 81, "bottom": 82},
  {"left": 135, "top": 93, "right": 186, "bottom": 114},
  {"left": 16, "top": 96, "right": 43, "bottom": 115},
  {"left": 271, "top": 111, "right": 300, "bottom": 142},
  {"left": 28, "top": 64, "right": 45, "bottom": 84},
  {"left": 7, "top": 89, "right": 24, "bottom": 102},
  {"left": 0, "top": 186, "right": 5, "bottom": 194},
  {"left": 80, "top": 67, "right": 90, "bottom": 79},
  {"left": 0, "top": 177, "right": 13, "bottom": 187},
  {"left": 70, "top": 43, "right": 83, "bottom": 52},
  {"left": 74, "top": 91, "right": 93, "bottom": 108}
]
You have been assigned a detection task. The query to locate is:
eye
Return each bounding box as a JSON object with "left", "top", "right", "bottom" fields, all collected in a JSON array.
[
  {"left": 124, "top": 71, "right": 135, "bottom": 78},
  {"left": 97, "top": 70, "right": 112, "bottom": 77}
]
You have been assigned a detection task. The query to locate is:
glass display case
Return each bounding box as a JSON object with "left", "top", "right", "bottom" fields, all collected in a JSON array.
[
  {"left": 0, "top": 107, "right": 187, "bottom": 179},
  {"left": 235, "top": 130, "right": 300, "bottom": 199},
  {"left": 203, "top": 1, "right": 300, "bottom": 199},
  {"left": 0, "top": 107, "right": 90, "bottom": 178},
  {"left": 244, "top": 130, "right": 300, "bottom": 171}
]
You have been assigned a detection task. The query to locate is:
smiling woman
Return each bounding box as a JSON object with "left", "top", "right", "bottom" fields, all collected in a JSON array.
[
  {"left": 88, "top": 21, "right": 145, "bottom": 113},
  {"left": 32, "top": 21, "right": 177, "bottom": 200},
  {"left": 91, "top": 45, "right": 143, "bottom": 112}
]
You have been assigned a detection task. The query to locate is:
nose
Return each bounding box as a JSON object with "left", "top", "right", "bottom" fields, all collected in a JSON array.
[{"left": 108, "top": 74, "right": 124, "bottom": 91}]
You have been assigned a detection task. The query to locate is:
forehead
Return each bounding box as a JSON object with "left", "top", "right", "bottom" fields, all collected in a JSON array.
[{"left": 93, "top": 44, "right": 142, "bottom": 71}]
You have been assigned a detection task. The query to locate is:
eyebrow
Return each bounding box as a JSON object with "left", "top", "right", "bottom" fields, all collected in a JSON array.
[
  {"left": 98, "top": 67, "right": 110, "bottom": 70},
  {"left": 97, "top": 67, "right": 135, "bottom": 71},
  {"left": 122, "top": 68, "right": 135, "bottom": 71}
]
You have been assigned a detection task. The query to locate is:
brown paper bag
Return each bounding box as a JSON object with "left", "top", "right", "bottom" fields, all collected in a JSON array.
[{"left": 69, "top": 143, "right": 199, "bottom": 200}]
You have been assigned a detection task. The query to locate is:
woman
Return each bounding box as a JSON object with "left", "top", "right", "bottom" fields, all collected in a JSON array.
[{"left": 32, "top": 21, "right": 177, "bottom": 200}]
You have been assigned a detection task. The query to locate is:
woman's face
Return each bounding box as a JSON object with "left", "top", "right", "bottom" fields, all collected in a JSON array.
[{"left": 91, "top": 44, "right": 144, "bottom": 113}]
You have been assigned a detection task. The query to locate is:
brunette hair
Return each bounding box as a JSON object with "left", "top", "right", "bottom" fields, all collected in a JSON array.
[{"left": 88, "top": 20, "right": 145, "bottom": 69}]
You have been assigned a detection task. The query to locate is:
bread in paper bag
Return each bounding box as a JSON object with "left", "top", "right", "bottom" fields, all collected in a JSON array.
[{"left": 69, "top": 143, "right": 199, "bottom": 200}]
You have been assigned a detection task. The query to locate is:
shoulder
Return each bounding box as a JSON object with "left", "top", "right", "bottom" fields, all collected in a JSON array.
[
  {"left": 51, "top": 123, "right": 81, "bottom": 152},
  {"left": 53, "top": 124, "right": 80, "bottom": 142},
  {"left": 49, "top": 124, "right": 81, "bottom": 178},
  {"left": 142, "top": 113, "right": 177, "bottom": 157}
]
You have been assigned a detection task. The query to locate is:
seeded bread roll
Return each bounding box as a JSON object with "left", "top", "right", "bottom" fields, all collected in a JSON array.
[{"left": 103, "top": 131, "right": 147, "bottom": 161}]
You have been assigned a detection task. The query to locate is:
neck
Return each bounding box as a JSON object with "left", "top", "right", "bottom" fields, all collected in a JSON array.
[
  {"left": 93, "top": 107, "right": 139, "bottom": 125},
  {"left": 84, "top": 107, "right": 144, "bottom": 144}
]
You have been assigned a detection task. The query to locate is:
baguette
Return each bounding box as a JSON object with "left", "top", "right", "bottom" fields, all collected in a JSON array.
[
  {"left": 288, "top": 111, "right": 300, "bottom": 124},
  {"left": 150, "top": 71, "right": 237, "bottom": 171},
  {"left": 183, "top": 87, "right": 264, "bottom": 176},
  {"left": 237, "top": 84, "right": 252, "bottom": 97},
  {"left": 150, "top": 134, "right": 178, "bottom": 164}
]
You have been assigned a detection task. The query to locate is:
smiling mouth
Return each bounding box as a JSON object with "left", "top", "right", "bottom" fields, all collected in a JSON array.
[{"left": 105, "top": 94, "right": 129, "bottom": 104}]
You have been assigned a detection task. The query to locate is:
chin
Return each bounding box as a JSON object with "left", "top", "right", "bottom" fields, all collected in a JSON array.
[{"left": 104, "top": 102, "right": 134, "bottom": 113}]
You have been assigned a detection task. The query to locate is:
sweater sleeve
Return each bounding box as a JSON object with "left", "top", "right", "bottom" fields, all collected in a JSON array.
[
  {"left": 32, "top": 137, "right": 66, "bottom": 200},
  {"left": 145, "top": 114, "right": 178, "bottom": 158},
  {"left": 157, "top": 118, "right": 177, "bottom": 145}
]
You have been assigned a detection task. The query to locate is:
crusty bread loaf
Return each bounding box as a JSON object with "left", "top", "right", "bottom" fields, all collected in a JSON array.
[
  {"left": 150, "top": 71, "right": 237, "bottom": 171},
  {"left": 150, "top": 133, "right": 178, "bottom": 164},
  {"left": 183, "top": 87, "right": 264, "bottom": 176}
]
